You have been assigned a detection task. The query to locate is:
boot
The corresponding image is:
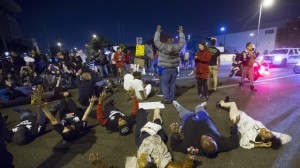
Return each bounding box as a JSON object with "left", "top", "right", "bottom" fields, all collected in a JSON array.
[
  {"left": 239, "top": 82, "right": 243, "bottom": 89},
  {"left": 250, "top": 85, "right": 257, "bottom": 92},
  {"left": 153, "top": 108, "right": 162, "bottom": 124}
]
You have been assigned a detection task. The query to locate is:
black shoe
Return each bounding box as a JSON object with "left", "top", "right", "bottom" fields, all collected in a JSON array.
[
  {"left": 239, "top": 82, "right": 243, "bottom": 89},
  {"left": 216, "top": 101, "right": 222, "bottom": 108},
  {"left": 201, "top": 96, "right": 208, "bottom": 102},
  {"left": 250, "top": 85, "right": 257, "bottom": 92},
  {"left": 161, "top": 100, "right": 172, "bottom": 104},
  {"left": 225, "top": 96, "right": 230, "bottom": 102}
]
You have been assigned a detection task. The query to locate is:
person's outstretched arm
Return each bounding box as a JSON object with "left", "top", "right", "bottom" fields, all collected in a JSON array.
[
  {"left": 154, "top": 25, "right": 163, "bottom": 50},
  {"left": 41, "top": 103, "right": 58, "bottom": 125},
  {"left": 170, "top": 122, "right": 187, "bottom": 153},
  {"left": 97, "top": 91, "right": 108, "bottom": 126},
  {"left": 82, "top": 96, "right": 97, "bottom": 121},
  {"left": 174, "top": 26, "right": 186, "bottom": 51},
  {"left": 128, "top": 87, "right": 139, "bottom": 117}
]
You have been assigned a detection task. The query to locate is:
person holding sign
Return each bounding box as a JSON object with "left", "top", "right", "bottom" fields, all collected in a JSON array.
[{"left": 154, "top": 25, "right": 185, "bottom": 104}]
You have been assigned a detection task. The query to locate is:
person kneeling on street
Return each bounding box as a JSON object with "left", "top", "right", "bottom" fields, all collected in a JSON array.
[{"left": 96, "top": 88, "right": 139, "bottom": 135}]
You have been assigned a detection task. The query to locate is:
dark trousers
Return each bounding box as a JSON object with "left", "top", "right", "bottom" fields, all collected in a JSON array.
[
  {"left": 134, "top": 108, "right": 168, "bottom": 147},
  {"left": 58, "top": 98, "right": 83, "bottom": 120},
  {"left": 111, "top": 64, "right": 117, "bottom": 77},
  {"left": 197, "top": 78, "right": 208, "bottom": 97},
  {"left": 0, "top": 115, "right": 14, "bottom": 168},
  {"left": 161, "top": 68, "right": 178, "bottom": 101}
]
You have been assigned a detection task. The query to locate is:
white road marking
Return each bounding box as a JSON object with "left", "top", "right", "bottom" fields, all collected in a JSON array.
[{"left": 219, "top": 74, "right": 300, "bottom": 88}]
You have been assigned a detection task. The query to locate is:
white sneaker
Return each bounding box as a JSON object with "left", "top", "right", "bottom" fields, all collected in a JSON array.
[
  {"left": 200, "top": 102, "right": 207, "bottom": 107},
  {"left": 157, "top": 94, "right": 163, "bottom": 97},
  {"left": 195, "top": 102, "right": 207, "bottom": 112},
  {"left": 172, "top": 100, "right": 181, "bottom": 108}
]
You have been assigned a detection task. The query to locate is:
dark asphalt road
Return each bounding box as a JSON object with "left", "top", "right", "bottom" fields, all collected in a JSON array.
[{"left": 2, "top": 63, "right": 300, "bottom": 168}]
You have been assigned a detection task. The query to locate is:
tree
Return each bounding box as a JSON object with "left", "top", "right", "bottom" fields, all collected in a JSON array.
[
  {"left": 86, "top": 35, "right": 111, "bottom": 54},
  {"left": 276, "top": 17, "right": 300, "bottom": 48}
]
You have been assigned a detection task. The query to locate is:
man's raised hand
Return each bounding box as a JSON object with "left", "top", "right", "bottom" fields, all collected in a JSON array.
[
  {"left": 128, "top": 87, "right": 136, "bottom": 98},
  {"left": 170, "top": 122, "right": 181, "bottom": 136},
  {"left": 156, "top": 25, "right": 162, "bottom": 32},
  {"left": 89, "top": 96, "right": 98, "bottom": 104},
  {"left": 98, "top": 91, "right": 106, "bottom": 104}
]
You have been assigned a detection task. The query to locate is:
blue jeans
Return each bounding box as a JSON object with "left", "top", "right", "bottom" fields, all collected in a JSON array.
[{"left": 161, "top": 68, "right": 178, "bottom": 101}]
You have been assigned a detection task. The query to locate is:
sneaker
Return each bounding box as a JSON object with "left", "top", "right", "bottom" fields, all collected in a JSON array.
[
  {"left": 153, "top": 108, "right": 162, "bottom": 124},
  {"left": 201, "top": 96, "right": 209, "bottom": 102},
  {"left": 250, "top": 85, "right": 257, "bottom": 92},
  {"left": 161, "top": 99, "right": 172, "bottom": 104},
  {"left": 172, "top": 100, "right": 181, "bottom": 108},
  {"left": 239, "top": 82, "right": 243, "bottom": 89},
  {"left": 200, "top": 102, "right": 207, "bottom": 107},
  {"left": 195, "top": 102, "right": 207, "bottom": 111},
  {"left": 157, "top": 94, "right": 163, "bottom": 97},
  {"left": 198, "top": 94, "right": 202, "bottom": 100}
]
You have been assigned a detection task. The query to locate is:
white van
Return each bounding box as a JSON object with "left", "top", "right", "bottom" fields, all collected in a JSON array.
[{"left": 261, "top": 48, "right": 300, "bottom": 66}]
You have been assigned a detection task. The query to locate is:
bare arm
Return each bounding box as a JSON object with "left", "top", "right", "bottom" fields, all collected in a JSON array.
[
  {"left": 174, "top": 26, "right": 186, "bottom": 51},
  {"left": 254, "top": 141, "right": 272, "bottom": 148},
  {"left": 82, "top": 96, "right": 97, "bottom": 121},
  {"left": 41, "top": 104, "right": 58, "bottom": 125},
  {"left": 154, "top": 25, "right": 163, "bottom": 50}
]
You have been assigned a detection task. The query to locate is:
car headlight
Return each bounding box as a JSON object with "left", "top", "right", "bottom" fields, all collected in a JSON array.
[{"left": 274, "top": 56, "right": 281, "bottom": 61}]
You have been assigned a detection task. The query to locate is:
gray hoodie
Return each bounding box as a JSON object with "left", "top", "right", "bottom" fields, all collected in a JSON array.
[{"left": 154, "top": 31, "right": 185, "bottom": 68}]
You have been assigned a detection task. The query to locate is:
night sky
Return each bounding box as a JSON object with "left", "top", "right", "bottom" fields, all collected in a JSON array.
[{"left": 15, "top": 0, "right": 300, "bottom": 51}]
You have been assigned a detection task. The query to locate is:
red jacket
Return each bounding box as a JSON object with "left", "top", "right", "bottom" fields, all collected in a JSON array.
[
  {"left": 97, "top": 97, "right": 139, "bottom": 126},
  {"left": 195, "top": 50, "right": 212, "bottom": 79},
  {"left": 113, "top": 52, "right": 125, "bottom": 68}
]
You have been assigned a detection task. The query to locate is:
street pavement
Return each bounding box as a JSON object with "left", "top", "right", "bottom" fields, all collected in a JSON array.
[{"left": 2, "top": 62, "right": 300, "bottom": 168}]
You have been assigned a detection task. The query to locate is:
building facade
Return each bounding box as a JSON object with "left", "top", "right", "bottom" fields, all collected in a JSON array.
[
  {"left": 0, "top": 0, "right": 22, "bottom": 52},
  {"left": 215, "top": 27, "right": 277, "bottom": 54}
]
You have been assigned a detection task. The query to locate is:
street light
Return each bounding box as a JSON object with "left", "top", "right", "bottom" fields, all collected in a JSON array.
[
  {"left": 57, "top": 42, "right": 62, "bottom": 51},
  {"left": 256, "top": 0, "right": 274, "bottom": 52},
  {"left": 220, "top": 26, "right": 226, "bottom": 52},
  {"left": 93, "top": 34, "right": 97, "bottom": 38}
]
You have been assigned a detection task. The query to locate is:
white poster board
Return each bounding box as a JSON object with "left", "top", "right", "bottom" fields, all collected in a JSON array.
[{"left": 138, "top": 102, "right": 165, "bottom": 110}]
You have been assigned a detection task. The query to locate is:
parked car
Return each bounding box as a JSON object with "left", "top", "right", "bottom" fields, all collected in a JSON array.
[{"left": 259, "top": 48, "right": 300, "bottom": 66}]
